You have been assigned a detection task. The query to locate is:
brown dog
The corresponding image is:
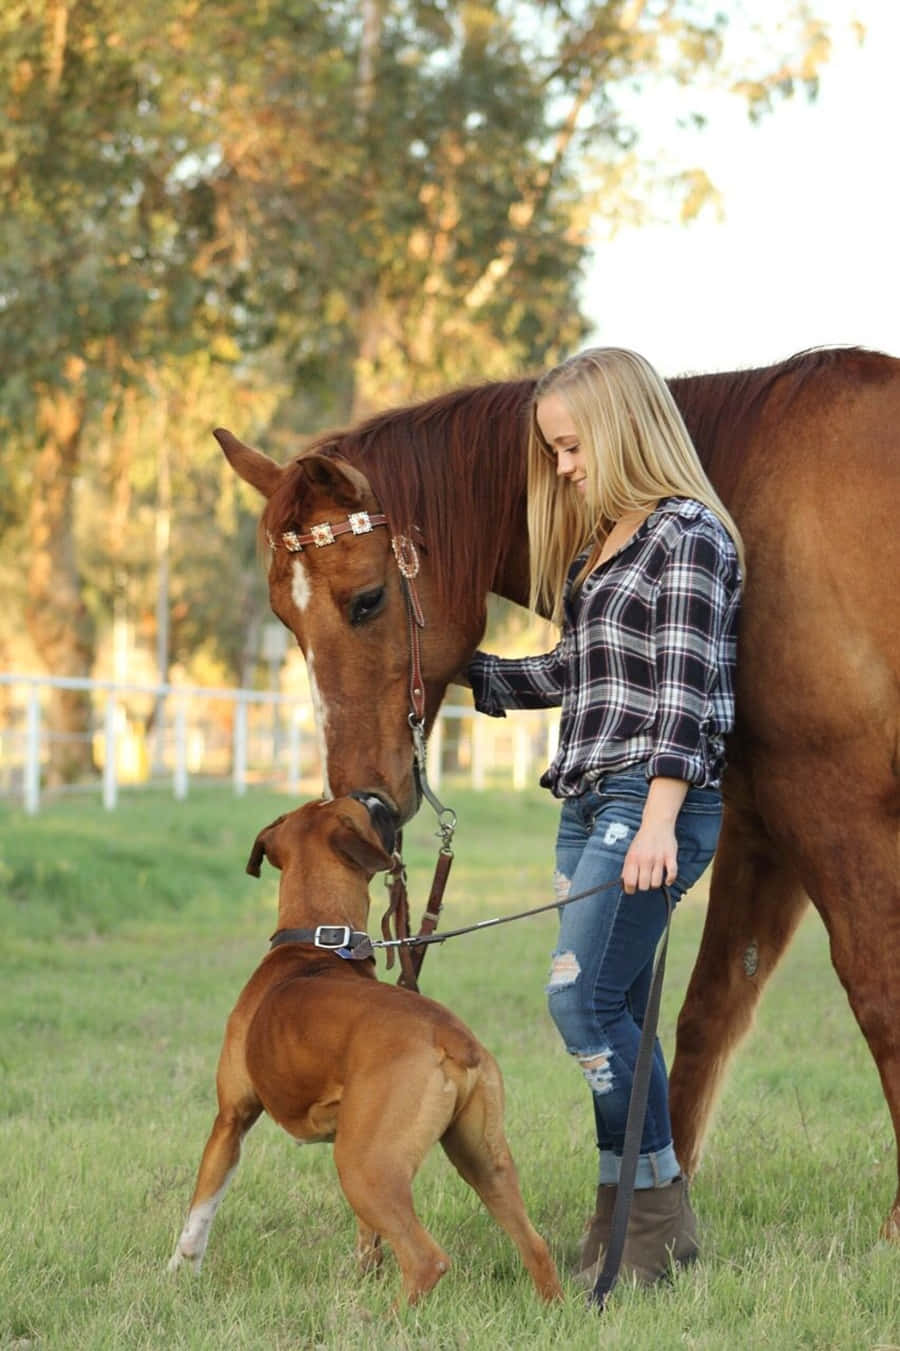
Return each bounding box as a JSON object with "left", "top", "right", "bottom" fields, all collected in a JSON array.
[{"left": 168, "top": 795, "right": 562, "bottom": 1305}]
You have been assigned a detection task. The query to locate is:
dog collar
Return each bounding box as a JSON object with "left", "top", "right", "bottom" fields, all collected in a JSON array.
[{"left": 269, "top": 924, "right": 374, "bottom": 960}]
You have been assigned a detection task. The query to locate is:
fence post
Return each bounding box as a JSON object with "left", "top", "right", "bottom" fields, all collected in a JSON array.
[
  {"left": 472, "top": 716, "right": 487, "bottom": 791},
  {"left": 429, "top": 715, "right": 444, "bottom": 791},
  {"left": 287, "top": 707, "right": 301, "bottom": 795},
  {"left": 174, "top": 700, "right": 188, "bottom": 800},
  {"left": 24, "top": 687, "right": 41, "bottom": 815},
  {"left": 233, "top": 696, "right": 248, "bottom": 796},
  {"left": 512, "top": 724, "right": 529, "bottom": 790},
  {"left": 103, "top": 695, "right": 118, "bottom": 810},
  {"left": 546, "top": 714, "right": 559, "bottom": 765}
]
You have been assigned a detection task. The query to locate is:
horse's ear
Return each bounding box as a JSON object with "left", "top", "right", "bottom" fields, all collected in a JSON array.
[
  {"left": 298, "top": 452, "right": 374, "bottom": 508},
  {"left": 214, "top": 428, "right": 283, "bottom": 499}
]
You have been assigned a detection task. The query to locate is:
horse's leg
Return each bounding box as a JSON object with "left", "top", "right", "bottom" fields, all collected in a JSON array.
[
  {"left": 786, "top": 794, "right": 900, "bottom": 1240},
  {"left": 669, "top": 797, "right": 810, "bottom": 1179}
]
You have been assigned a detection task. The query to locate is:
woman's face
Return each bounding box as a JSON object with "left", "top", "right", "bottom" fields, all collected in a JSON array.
[{"left": 536, "top": 392, "right": 588, "bottom": 495}]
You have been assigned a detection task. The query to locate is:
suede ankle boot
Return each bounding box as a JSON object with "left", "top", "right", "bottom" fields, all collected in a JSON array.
[
  {"left": 574, "top": 1184, "right": 617, "bottom": 1290},
  {"left": 619, "top": 1176, "right": 699, "bottom": 1285}
]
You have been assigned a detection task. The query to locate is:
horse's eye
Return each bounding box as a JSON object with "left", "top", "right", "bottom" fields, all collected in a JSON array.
[{"left": 349, "top": 586, "right": 386, "bottom": 627}]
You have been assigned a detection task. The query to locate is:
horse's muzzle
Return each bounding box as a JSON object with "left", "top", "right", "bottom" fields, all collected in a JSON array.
[{"left": 348, "top": 790, "right": 399, "bottom": 855}]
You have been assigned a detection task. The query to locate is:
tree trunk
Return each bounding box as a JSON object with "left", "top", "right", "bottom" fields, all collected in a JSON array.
[{"left": 25, "top": 358, "right": 96, "bottom": 786}]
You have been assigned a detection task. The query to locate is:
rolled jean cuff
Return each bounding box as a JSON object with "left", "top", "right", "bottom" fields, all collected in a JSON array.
[{"left": 598, "top": 1143, "right": 681, "bottom": 1188}]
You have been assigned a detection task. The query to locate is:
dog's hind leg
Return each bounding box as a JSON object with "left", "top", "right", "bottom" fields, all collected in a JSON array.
[
  {"left": 333, "top": 1065, "right": 456, "bottom": 1304},
  {"left": 168, "top": 1090, "right": 262, "bottom": 1274},
  {"left": 355, "top": 1221, "right": 383, "bottom": 1274},
  {"left": 440, "top": 1062, "right": 563, "bottom": 1302}
]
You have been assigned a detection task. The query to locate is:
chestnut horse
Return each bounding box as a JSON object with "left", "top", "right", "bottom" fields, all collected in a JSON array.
[{"left": 216, "top": 346, "right": 900, "bottom": 1239}]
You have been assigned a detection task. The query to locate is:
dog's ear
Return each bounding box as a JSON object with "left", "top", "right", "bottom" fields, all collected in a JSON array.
[
  {"left": 245, "top": 814, "right": 288, "bottom": 876},
  {"left": 331, "top": 811, "right": 394, "bottom": 877}
]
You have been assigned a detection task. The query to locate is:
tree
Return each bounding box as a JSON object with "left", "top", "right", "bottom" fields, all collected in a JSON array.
[
  {"left": 188, "top": 0, "right": 833, "bottom": 421},
  {"left": 0, "top": 0, "right": 835, "bottom": 776},
  {"left": 0, "top": 1, "right": 226, "bottom": 777}
]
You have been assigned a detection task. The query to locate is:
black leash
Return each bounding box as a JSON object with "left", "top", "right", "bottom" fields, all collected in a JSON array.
[
  {"left": 372, "top": 876, "right": 623, "bottom": 954},
  {"left": 590, "top": 884, "right": 674, "bottom": 1310}
]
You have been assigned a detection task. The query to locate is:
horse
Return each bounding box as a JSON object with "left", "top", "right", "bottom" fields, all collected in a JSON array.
[{"left": 215, "top": 345, "right": 900, "bottom": 1241}]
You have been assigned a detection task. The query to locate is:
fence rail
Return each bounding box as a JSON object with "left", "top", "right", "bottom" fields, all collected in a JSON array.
[{"left": 0, "top": 672, "right": 559, "bottom": 814}]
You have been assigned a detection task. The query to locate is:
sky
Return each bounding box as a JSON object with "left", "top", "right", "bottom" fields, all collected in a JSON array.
[{"left": 583, "top": 1, "right": 899, "bottom": 377}]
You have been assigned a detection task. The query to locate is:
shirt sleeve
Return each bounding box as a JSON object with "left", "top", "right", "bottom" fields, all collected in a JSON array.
[
  {"left": 647, "top": 525, "right": 740, "bottom": 784},
  {"left": 466, "top": 637, "right": 570, "bottom": 718}
]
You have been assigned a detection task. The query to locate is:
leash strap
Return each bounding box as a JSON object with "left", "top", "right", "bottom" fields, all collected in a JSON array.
[
  {"left": 374, "top": 876, "right": 621, "bottom": 952},
  {"left": 589, "top": 884, "right": 674, "bottom": 1310},
  {"left": 409, "top": 847, "right": 453, "bottom": 980},
  {"left": 381, "top": 838, "right": 421, "bottom": 991}
]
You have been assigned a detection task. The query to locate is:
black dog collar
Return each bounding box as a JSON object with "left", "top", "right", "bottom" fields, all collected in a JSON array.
[{"left": 268, "top": 924, "right": 374, "bottom": 960}]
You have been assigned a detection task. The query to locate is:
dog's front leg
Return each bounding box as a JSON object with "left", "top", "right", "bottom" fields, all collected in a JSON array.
[{"left": 168, "top": 1101, "right": 261, "bottom": 1274}]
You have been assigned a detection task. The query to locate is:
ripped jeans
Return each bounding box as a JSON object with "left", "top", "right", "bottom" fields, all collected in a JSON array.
[{"left": 546, "top": 765, "right": 722, "bottom": 1188}]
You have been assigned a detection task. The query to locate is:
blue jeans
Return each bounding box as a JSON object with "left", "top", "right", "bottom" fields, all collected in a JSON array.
[{"left": 546, "top": 765, "right": 722, "bottom": 1188}]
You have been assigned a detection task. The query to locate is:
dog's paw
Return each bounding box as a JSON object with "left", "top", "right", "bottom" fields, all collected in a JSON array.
[{"left": 167, "top": 1247, "right": 203, "bottom": 1275}]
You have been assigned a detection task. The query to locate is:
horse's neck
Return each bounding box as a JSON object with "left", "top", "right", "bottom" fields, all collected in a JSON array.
[{"left": 489, "top": 494, "right": 533, "bottom": 610}]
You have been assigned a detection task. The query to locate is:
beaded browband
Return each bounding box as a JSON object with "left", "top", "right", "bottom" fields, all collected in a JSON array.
[{"left": 266, "top": 510, "right": 389, "bottom": 553}]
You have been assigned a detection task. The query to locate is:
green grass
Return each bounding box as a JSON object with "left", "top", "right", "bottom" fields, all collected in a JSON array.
[{"left": 1, "top": 785, "right": 898, "bottom": 1349}]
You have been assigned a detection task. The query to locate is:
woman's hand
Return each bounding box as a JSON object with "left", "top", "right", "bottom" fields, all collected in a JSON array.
[
  {"left": 622, "top": 820, "right": 678, "bottom": 893},
  {"left": 621, "top": 777, "right": 689, "bottom": 894}
]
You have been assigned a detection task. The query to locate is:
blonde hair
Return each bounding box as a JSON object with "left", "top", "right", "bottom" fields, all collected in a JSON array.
[{"left": 526, "top": 347, "right": 745, "bottom": 620}]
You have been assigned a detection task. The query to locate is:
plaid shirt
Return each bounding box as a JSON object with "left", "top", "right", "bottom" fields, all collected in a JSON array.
[{"left": 467, "top": 497, "right": 742, "bottom": 796}]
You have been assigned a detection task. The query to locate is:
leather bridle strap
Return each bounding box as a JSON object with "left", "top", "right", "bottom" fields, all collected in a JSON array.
[
  {"left": 391, "top": 534, "right": 426, "bottom": 724},
  {"left": 268, "top": 512, "right": 389, "bottom": 553},
  {"left": 382, "top": 839, "right": 421, "bottom": 992}
]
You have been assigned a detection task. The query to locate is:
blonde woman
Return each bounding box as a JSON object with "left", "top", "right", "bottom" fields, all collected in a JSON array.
[{"left": 466, "top": 347, "right": 744, "bottom": 1286}]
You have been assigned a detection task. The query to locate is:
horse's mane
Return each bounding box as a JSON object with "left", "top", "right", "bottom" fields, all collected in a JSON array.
[
  {"left": 668, "top": 346, "right": 889, "bottom": 489},
  {"left": 265, "top": 346, "right": 891, "bottom": 615},
  {"left": 268, "top": 379, "right": 536, "bottom": 615}
]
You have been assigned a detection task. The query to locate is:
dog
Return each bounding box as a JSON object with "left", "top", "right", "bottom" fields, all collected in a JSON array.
[{"left": 168, "top": 795, "right": 562, "bottom": 1305}]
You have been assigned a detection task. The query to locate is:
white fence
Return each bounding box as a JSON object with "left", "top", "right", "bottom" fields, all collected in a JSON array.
[{"left": 0, "top": 672, "right": 559, "bottom": 814}]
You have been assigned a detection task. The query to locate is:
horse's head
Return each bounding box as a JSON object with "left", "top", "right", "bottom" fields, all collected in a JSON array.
[{"left": 217, "top": 428, "right": 486, "bottom": 823}]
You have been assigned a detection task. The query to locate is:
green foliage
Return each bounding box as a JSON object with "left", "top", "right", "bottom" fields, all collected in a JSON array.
[{"left": 0, "top": 1, "right": 834, "bottom": 686}]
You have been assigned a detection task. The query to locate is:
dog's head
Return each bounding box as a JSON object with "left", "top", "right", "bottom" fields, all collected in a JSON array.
[{"left": 245, "top": 795, "right": 396, "bottom": 881}]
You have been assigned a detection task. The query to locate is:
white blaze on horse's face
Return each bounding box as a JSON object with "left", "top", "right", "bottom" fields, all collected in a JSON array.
[
  {"left": 290, "top": 559, "right": 311, "bottom": 613},
  {"left": 306, "top": 651, "right": 333, "bottom": 801},
  {"left": 289, "top": 559, "right": 334, "bottom": 798}
]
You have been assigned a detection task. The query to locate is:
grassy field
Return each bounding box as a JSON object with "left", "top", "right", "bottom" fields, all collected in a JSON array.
[{"left": 1, "top": 784, "right": 898, "bottom": 1350}]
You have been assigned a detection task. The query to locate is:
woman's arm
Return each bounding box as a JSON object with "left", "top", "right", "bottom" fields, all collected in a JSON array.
[
  {"left": 647, "top": 524, "right": 739, "bottom": 783},
  {"left": 466, "top": 638, "right": 570, "bottom": 716},
  {"left": 621, "top": 776, "right": 689, "bottom": 893}
]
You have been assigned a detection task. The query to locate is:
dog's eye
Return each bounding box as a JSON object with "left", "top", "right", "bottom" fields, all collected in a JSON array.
[{"left": 349, "top": 586, "right": 386, "bottom": 627}]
